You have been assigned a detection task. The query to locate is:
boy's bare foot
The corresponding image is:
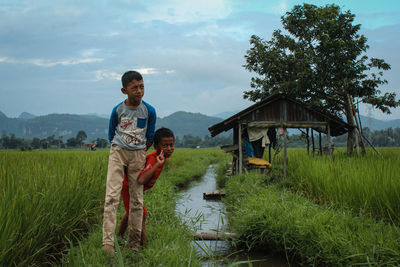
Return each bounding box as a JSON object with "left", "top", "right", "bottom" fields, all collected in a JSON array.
[
  {"left": 117, "top": 213, "right": 129, "bottom": 236},
  {"left": 101, "top": 244, "right": 116, "bottom": 254}
]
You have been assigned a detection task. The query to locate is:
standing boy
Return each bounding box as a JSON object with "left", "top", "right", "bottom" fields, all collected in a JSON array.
[
  {"left": 117, "top": 127, "right": 175, "bottom": 246},
  {"left": 102, "top": 70, "right": 156, "bottom": 254}
]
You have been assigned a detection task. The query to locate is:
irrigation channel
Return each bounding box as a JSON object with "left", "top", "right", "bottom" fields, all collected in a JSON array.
[{"left": 175, "top": 165, "right": 289, "bottom": 267}]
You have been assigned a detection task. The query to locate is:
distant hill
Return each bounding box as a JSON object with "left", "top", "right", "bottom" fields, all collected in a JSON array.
[
  {"left": 0, "top": 111, "right": 8, "bottom": 119},
  {"left": 0, "top": 110, "right": 224, "bottom": 140},
  {"left": 156, "top": 111, "right": 224, "bottom": 138},
  {"left": 212, "top": 111, "right": 240, "bottom": 119},
  {"left": 0, "top": 109, "right": 398, "bottom": 141},
  {"left": 0, "top": 113, "right": 109, "bottom": 140},
  {"left": 18, "top": 112, "right": 37, "bottom": 120},
  {"left": 0, "top": 112, "right": 26, "bottom": 135},
  {"left": 359, "top": 115, "right": 400, "bottom": 131}
]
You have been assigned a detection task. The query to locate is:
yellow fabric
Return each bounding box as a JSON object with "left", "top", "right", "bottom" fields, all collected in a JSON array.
[{"left": 246, "top": 157, "right": 272, "bottom": 168}]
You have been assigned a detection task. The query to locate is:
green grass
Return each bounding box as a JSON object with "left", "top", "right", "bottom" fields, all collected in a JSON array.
[
  {"left": 217, "top": 147, "right": 400, "bottom": 265},
  {"left": 0, "top": 148, "right": 229, "bottom": 266},
  {"left": 283, "top": 148, "right": 400, "bottom": 224},
  {"left": 0, "top": 150, "right": 108, "bottom": 266},
  {"left": 224, "top": 172, "right": 400, "bottom": 266},
  {"left": 62, "top": 148, "right": 229, "bottom": 266},
  {"left": 5, "top": 146, "right": 399, "bottom": 266}
]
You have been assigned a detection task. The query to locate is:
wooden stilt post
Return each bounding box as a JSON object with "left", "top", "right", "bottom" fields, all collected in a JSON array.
[
  {"left": 235, "top": 158, "right": 238, "bottom": 175},
  {"left": 233, "top": 126, "right": 238, "bottom": 175},
  {"left": 327, "top": 124, "right": 332, "bottom": 155},
  {"left": 319, "top": 132, "right": 322, "bottom": 155},
  {"left": 283, "top": 128, "right": 287, "bottom": 177},
  {"left": 311, "top": 129, "right": 315, "bottom": 156},
  {"left": 268, "top": 143, "right": 271, "bottom": 163},
  {"left": 238, "top": 122, "right": 243, "bottom": 174}
]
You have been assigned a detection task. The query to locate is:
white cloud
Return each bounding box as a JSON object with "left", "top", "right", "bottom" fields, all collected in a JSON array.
[
  {"left": 81, "top": 49, "right": 101, "bottom": 57},
  {"left": 94, "top": 70, "right": 121, "bottom": 81},
  {"left": 133, "top": 0, "right": 232, "bottom": 24},
  {"left": 93, "top": 67, "right": 161, "bottom": 82},
  {"left": 136, "top": 68, "right": 158, "bottom": 75},
  {"left": 0, "top": 56, "right": 103, "bottom": 67}
]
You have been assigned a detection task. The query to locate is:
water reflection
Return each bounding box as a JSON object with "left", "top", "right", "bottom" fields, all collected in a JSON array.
[
  {"left": 175, "top": 165, "right": 289, "bottom": 267},
  {"left": 176, "top": 165, "right": 230, "bottom": 257}
]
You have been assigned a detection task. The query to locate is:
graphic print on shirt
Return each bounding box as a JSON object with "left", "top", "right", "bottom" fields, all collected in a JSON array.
[{"left": 119, "top": 116, "right": 145, "bottom": 145}]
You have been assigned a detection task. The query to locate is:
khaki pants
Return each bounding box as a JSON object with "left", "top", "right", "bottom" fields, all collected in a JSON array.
[{"left": 102, "top": 144, "right": 145, "bottom": 248}]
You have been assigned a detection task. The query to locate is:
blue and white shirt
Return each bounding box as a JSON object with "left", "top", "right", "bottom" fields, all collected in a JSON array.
[{"left": 108, "top": 100, "right": 156, "bottom": 150}]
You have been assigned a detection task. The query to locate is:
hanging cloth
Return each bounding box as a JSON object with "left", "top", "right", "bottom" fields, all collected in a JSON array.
[{"left": 247, "top": 127, "right": 270, "bottom": 147}]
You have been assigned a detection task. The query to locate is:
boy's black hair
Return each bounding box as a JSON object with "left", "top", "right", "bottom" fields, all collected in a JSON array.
[
  {"left": 121, "top": 70, "right": 143, "bottom": 88},
  {"left": 154, "top": 127, "right": 174, "bottom": 145}
]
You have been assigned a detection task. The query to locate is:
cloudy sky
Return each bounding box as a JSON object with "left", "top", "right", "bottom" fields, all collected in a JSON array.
[{"left": 1, "top": 0, "right": 399, "bottom": 120}]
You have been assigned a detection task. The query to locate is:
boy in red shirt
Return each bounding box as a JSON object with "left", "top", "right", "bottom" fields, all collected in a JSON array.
[{"left": 117, "top": 127, "right": 174, "bottom": 245}]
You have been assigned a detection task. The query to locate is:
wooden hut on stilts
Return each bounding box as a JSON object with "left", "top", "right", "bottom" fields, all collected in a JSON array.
[{"left": 208, "top": 94, "right": 351, "bottom": 177}]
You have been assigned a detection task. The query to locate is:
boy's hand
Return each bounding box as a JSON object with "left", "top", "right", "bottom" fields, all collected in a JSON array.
[{"left": 156, "top": 151, "right": 165, "bottom": 167}]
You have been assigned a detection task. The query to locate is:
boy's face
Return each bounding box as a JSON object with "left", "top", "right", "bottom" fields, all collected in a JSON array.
[
  {"left": 121, "top": 79, "right": 144, "bottom": 106},
  {"left": 155, "top": 137, "right": 175, "bottom": 158}
]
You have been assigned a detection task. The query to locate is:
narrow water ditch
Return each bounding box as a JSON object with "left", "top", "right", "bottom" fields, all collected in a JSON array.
[{"left": 175, "top": 165, "right": 290, "bottom": 267}]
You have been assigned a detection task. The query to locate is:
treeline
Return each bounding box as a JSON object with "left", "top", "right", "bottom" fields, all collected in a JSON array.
[
  {"left": 286, "top": 127, "right": 400, "bottom": 148},
  {"left": 2, "top": 127, "right": 398, "bottom": 150},
  {"left": 0, "top": 130, "right": 108, "bottom": 150},
  {"left": 332, "top": 127, "right": 400, "bottom": 147},
  {"left": 174, "top": 133, "right": 233, "bottom": 148},
  {"left": 0, "top": 131, "right": 233, "bottom": 150}
]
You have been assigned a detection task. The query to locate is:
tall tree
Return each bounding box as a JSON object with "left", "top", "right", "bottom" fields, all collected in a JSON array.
[
  {"left": 243, "top": 4, "right": 399, "bottom": 155},
  {"left": 76, "top": 130, "right": 87, "bottom": 146}
]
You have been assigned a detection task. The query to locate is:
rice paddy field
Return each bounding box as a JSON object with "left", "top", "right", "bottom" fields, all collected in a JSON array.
[
  {"left": 0, "top": 148, "right": 229, "bottom": 266},
  {"left": 1, "top": 147, "right": 399, "bottom": 266},
  {"left": 284, "top": 148, "right": 400, "bottom": 225},
  {"left": 0, "top": 150, "right": 108, "bottom": 266},
  {"left": 223, "top": 147, "right": 400, "bottom": 265}
]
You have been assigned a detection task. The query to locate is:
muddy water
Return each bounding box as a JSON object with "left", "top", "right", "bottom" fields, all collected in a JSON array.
[{"left": 175, "top": 165, "right": 290, "bottom": 267}]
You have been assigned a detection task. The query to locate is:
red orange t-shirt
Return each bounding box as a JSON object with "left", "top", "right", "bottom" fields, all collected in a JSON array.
[{"left": 121, "top": 151, "right": 167, "bottom": 217}]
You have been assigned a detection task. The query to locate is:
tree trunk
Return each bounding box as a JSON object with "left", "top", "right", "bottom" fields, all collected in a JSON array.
[
  {"left": 345, "top": 94, "right": 356, "bottom": 156},
  {"left": 355, "top": 102, "right": 367, "bottom": 155},
  {"left": 348, "top": 95, "right": 360, "bottom": 156}
]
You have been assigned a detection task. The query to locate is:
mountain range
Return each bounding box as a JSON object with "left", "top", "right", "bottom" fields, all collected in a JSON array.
[
  {"left": 0, "top": 110, "right": 223, "bottom": 140},
  {"left": 0, "top": 110, "right": 399, "bottom": 141}
]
